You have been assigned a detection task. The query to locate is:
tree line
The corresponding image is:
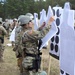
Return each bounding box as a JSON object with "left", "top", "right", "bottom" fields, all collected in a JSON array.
[{"left": 0, "top": 0, "right": 75, "bottom": 20}]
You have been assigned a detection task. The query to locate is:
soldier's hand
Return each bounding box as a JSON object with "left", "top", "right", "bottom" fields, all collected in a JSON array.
[
  {"left": 48, "top": 16, "right": 55, "bottom": 24},
  {"left": 39, "top": 22, "right": 46, "bottom": 30}
]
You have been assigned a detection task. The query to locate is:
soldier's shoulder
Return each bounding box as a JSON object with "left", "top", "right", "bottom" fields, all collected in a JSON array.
[{"left": 32, "top": 30, "right": 40, "bottom": 35}]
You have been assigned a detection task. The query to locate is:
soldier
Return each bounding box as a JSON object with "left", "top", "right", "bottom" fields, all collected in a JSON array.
[
  {"left": 10, "top": 18, "right": 18, "bottom": 47},
  {"left": 13, "top": 15, "right": 33, "bottom": 75},
  {"left": 0, "top": 19, "right": 7, "bottom": 62},
  {"left": 3, "top": 19, "right": 10, "bottom": 38},
  {"left": 21, "top": 15, "right": 54, "bottom": 75},
  {"left": 11, "top": 18, "right": 18, "bottom": 30}
]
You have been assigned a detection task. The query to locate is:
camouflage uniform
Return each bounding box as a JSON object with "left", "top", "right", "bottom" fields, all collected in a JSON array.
[
  {"left": 22, "top": 25, "right": 51, "bottom": 75},
  {"left": 3, "top": 19, "right": 10, "bottom": 38},
  {"left": 14, "top": 20, "right": 32, "bottom": 74},
  {"left": 0, "top": 24, "right": 7, "bottom": 62},
  {"left": 14, "top": 15, "right": 34, "bottom": 75}
]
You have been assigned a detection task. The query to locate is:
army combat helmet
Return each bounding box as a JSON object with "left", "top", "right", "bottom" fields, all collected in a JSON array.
[
  {"left": 18, "top": 15, "right": 25, "bottom": 21},
  {"left": 19, "top": 15, "right": 32, "bottom": 26},
  {"left": 26, "top": 13, "right": 34, "bottom": 20}
]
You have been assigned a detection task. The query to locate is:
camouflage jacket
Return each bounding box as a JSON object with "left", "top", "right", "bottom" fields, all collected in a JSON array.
[
  {"left": 0, "top": 25, "right": 7, "bottom": 44},
  {"left": 22, "top": 25, "right": 51, "bottom": 55},
  {"left": 0, "top": 25, "right": 7, "bottom": 37}
]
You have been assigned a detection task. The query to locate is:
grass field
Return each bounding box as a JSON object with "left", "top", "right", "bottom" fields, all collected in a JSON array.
[{"left": 0, "top": 37, "right": 60, "bottom": 75}]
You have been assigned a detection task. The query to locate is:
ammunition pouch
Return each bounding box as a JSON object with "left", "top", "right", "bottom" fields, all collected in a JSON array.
[{"left": 0, "top": 37, "right": 4, "bottom": 44}]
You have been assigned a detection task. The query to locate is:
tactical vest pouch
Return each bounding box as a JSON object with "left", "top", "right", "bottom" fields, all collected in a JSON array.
[{"left": 0, "top": 37, "right": 4, "bottom": 44}]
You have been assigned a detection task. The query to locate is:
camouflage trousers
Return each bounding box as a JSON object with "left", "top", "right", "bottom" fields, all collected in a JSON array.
[
  {"left": 17, "top": 57, "right": 47, "bottom": 75},
  {"left": 17, "top": 57, "right": 31, "bottom": 75},
  {"left": 0, "top": 44, "right": 4, "bottom": 60},
  {"left": 17, "top": 57, "right": 29, "bottom": 75}
]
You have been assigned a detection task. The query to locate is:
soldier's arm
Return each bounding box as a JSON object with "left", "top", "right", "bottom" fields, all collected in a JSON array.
[
  {"left": 15, "top": 32, "right": 20, "bottom": 46},
  {"left": 1, "top": 26, "right": 7, "bottom": 35},
  {"left": 29, "top": 16, "right": 55, "bottom": 40},
  {"left": 22, "top": 16, "right": 55, "bottom": 42}
]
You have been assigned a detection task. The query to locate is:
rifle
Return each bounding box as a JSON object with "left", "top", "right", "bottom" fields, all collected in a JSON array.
[{"left": 35, "top": 39, "right": 42, "bottom": 72}]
